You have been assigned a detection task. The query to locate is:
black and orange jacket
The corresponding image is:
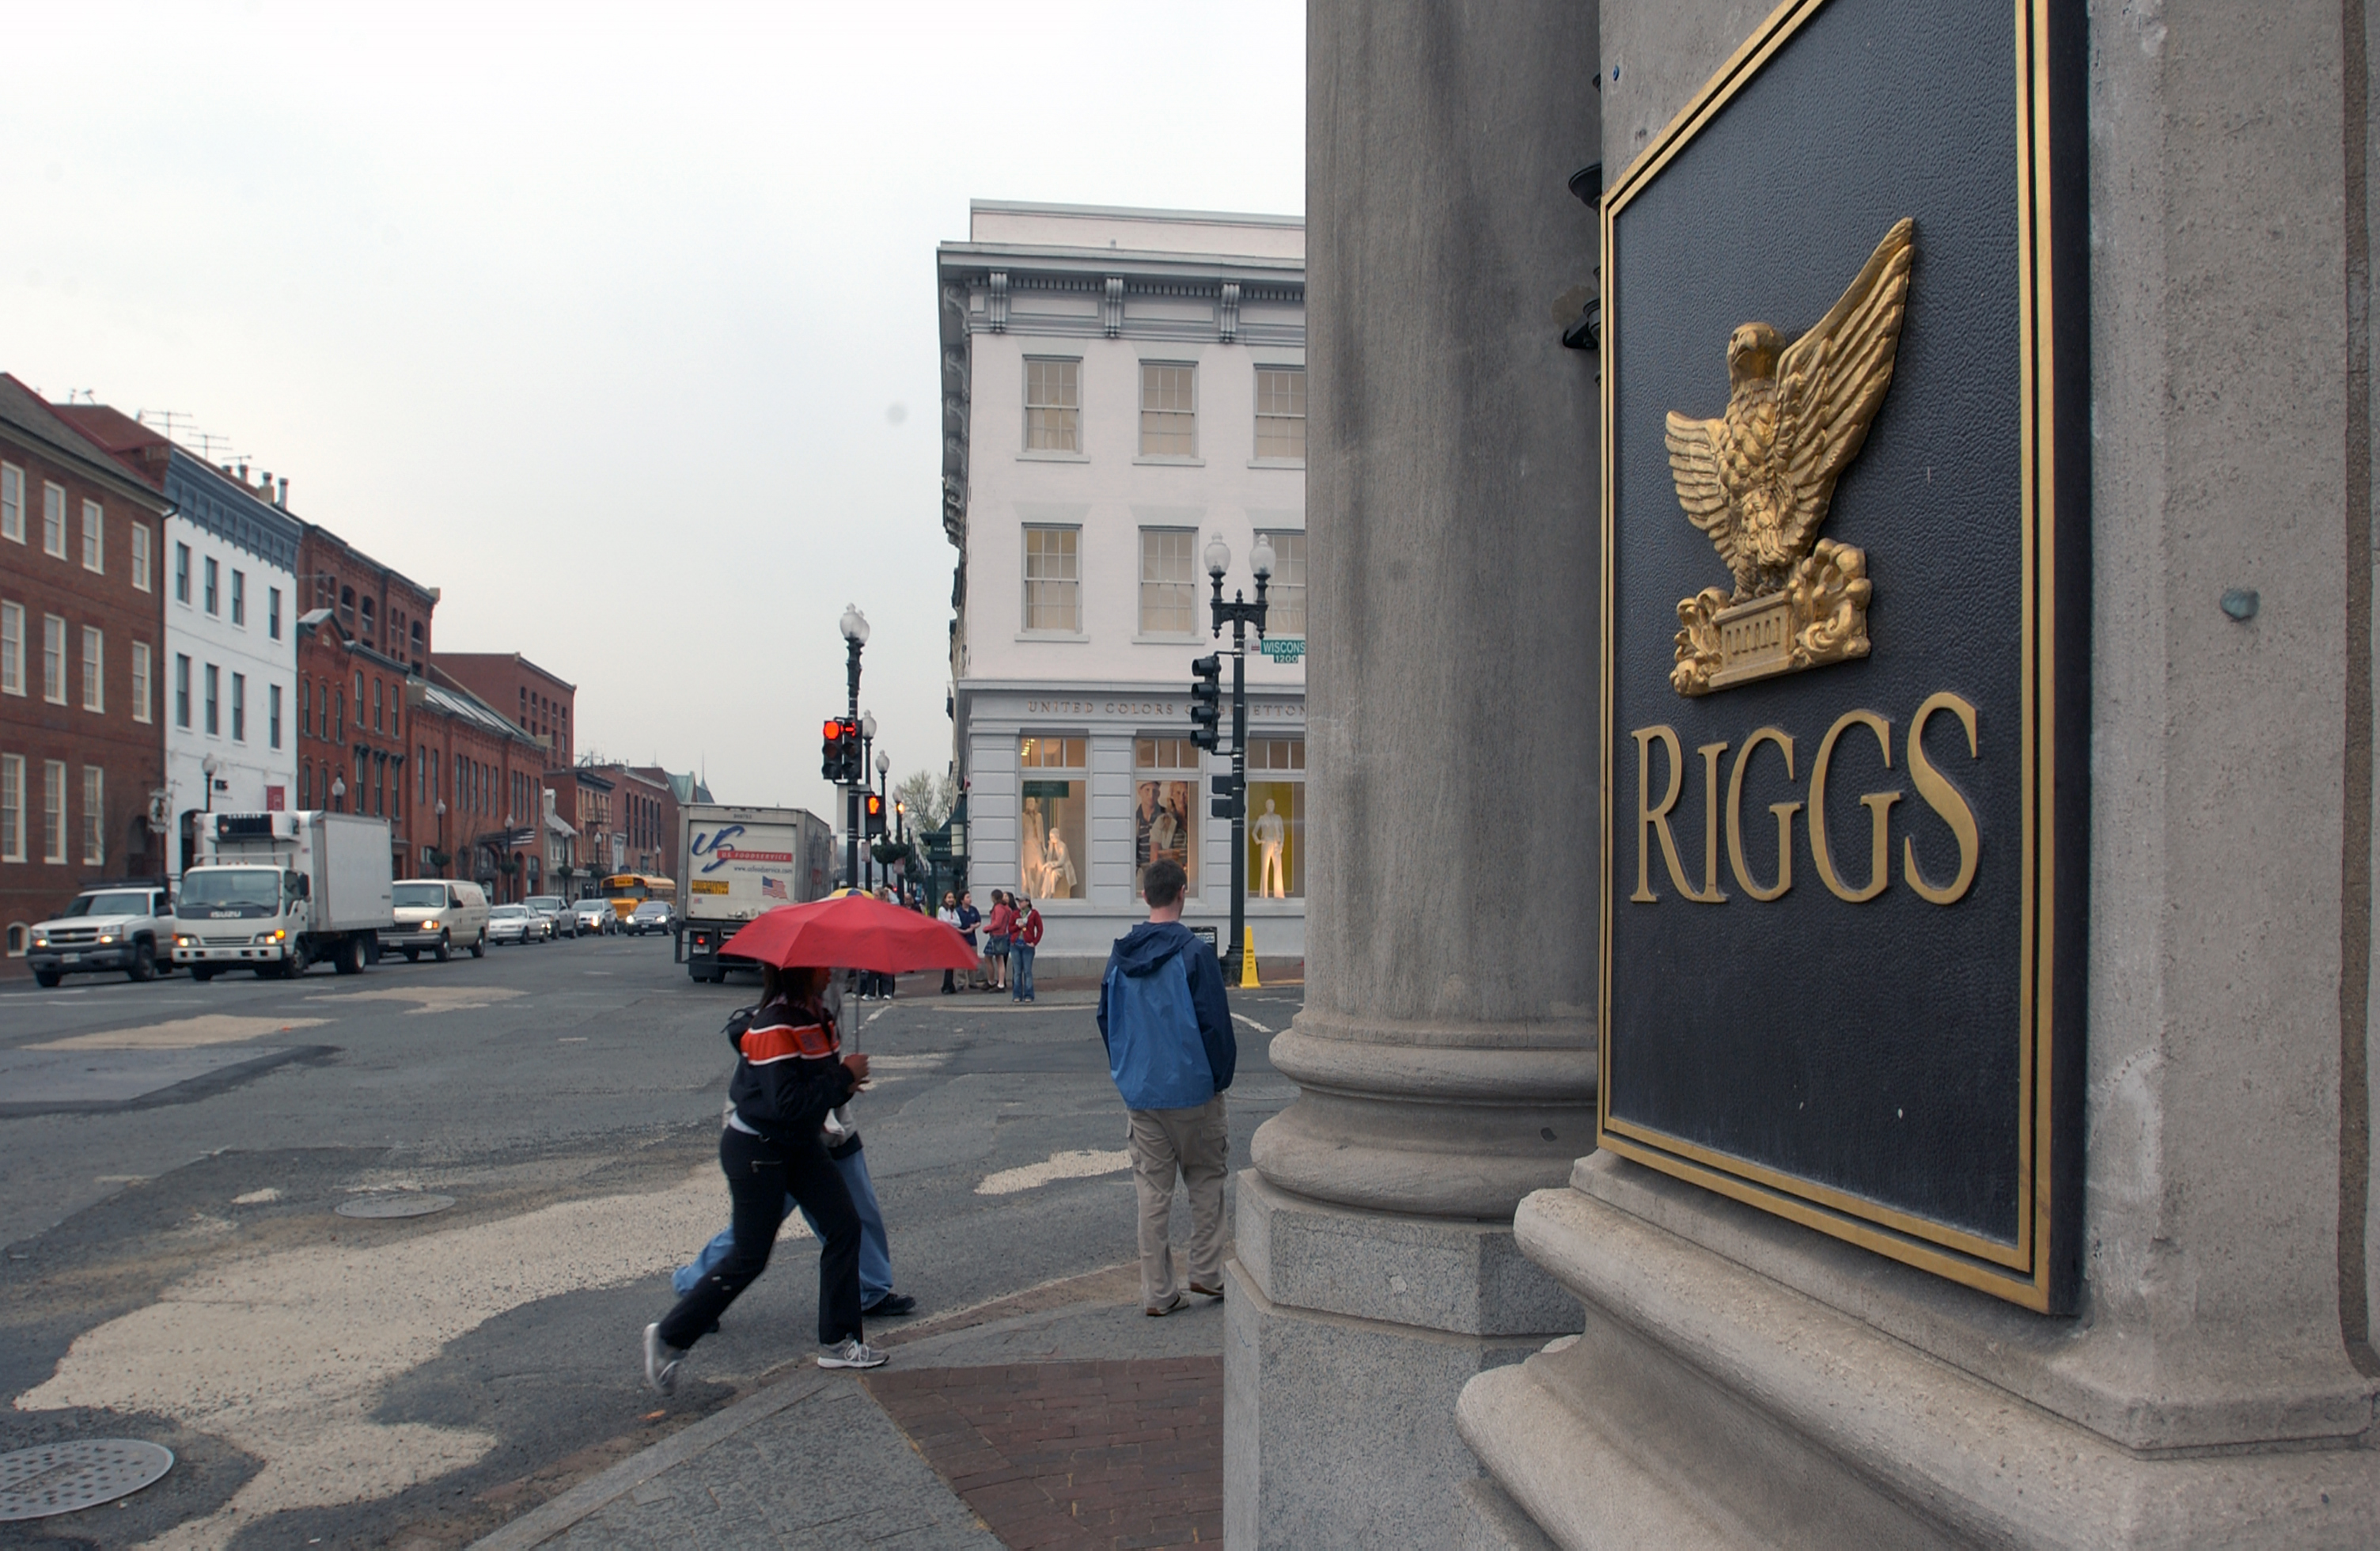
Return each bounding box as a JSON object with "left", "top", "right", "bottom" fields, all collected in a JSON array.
[{"left": 724, "top": 994, "right": 857, "bottom": 1151}]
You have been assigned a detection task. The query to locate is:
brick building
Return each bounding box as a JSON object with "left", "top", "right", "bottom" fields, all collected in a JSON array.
[
  {"left": 412, "top": 668, "right": 551, "bottom": 903},
  {"left": 548, "top": 767, "right": 613, "bottom": 897},
  {"left": 301, "top": 522, "right": 436, "bottom": 675},
  {"left": 582, "top": 763, "right": 676, "bottom": 878},
  {"left": 0, "top": 375, "right": 171, "bottom": 971},
  {"left": 432, "top": 650, "right": 574, "bottom": 768}
]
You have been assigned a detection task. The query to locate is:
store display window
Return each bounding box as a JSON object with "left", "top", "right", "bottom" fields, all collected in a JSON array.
[
  {"left": 1134, "top": 737, "right": 1199, "bottom": 897},
  {"left": 1018, "top": 735, "right": 1088, "bottom": 901},
  {"left": 1245, "top": 738, "right": 1306, "bottom": 899}
]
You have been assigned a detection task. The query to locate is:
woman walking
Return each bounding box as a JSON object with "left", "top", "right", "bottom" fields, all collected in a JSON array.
[
  {"left": 1011, "top": 896, "right": 1042, "bottom": 1003},
  {"left": 644, "top": 963, "right": 883, "bottom": 1393}
]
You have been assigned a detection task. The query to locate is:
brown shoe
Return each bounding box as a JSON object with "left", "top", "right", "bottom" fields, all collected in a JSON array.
[
  {"left": 1189, "top": 1282, "right": 1225, "bottom": 1300},
  {"left": 1145, "top": 1292, "right": 1183, "bottom": 1317}
]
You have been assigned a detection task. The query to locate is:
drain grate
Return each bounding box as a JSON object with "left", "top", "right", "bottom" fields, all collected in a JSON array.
[
  {"left": 0, "top": 1439, "right": 174, "bottom": 1521},
  {"left": 335, "top": 1193, "right": 455, "bottom": 1219}
]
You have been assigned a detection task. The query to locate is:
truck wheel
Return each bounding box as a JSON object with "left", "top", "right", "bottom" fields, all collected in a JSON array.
[
  {"left": 191, "top": 967, "right": 215, "bottom": 983},
  {"left": 33, "top": 969, "right": 61, "bottom": 988},
  {"left": 470, "top": 931, "right": 486, "bottom": 959},
  {"left": 127, "top": 942, "right": 157, "bottom": 983},
  {"left": 333, "top": 937, "right": 362, "bottom": 976},
  {"left": 433, "top": 931, "right": 452, "bottom": 964}
]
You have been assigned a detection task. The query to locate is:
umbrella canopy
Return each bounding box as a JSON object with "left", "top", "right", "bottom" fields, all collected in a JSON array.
[{"left": 719, "top": 892, "right": 978, "bottom": 973}]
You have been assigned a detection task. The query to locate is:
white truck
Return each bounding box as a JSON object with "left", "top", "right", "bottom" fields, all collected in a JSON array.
[
  {"left": 677, "top": 804, "right": 832, "bottom": 982},
  {"left": 172, "top": 810, "right": 396, "bottom": 980}
]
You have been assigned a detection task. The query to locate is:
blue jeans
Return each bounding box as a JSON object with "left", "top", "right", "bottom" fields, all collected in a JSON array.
[
  {"left": 674, "top": 1142, "right": 892, "bottom": 1304},
  {"left": 1010, "top": 944, "right": 1036, "bottom": 1000}
]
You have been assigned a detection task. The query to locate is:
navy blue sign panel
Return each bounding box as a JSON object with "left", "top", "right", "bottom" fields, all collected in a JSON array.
[{"left": 1597, "top": 0, "right": 2087, "bottom": 1311}]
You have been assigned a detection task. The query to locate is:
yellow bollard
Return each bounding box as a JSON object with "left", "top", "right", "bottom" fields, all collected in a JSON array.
[{"left": 1240, "top": 928, "right": 1261, "bottom": 988}]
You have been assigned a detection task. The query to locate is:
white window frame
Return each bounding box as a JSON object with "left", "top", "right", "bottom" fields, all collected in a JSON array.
[
  {"left": 131, "top": 522, "right": 150, "bottom": 591},
  {"left": 269, "top": 681, "right": 282, "bottom": 749},
  {"left": 0, "top": 602, "right": 20, "bottom": 696},
  {"left": 0, "top": 753, "right": 21, "bottom": 862},
  {"left": 1137, "top": 527, "right": 1199, "bottom": 638},
  {"left": 233, "top": 671, "right": 247, "bottom": 742},
  {"left": 41, "top": 759, "right": 66, "bottom": 864},
  {"left": 205, "top": 662, "right": 219, "bottom": 736},
  {"left": 1021, "top": 525, "right": 1083, "bottom": 635},
  {"left": 1253, "top": 364, "right": 1308, "bottom": 465},
  {"left": 203, "top": 556, "right": 219, "bottom": 616},
  {"left": 232, "top": 568, "right": 246, "bottom": 626},
  {"left": 131, "top": 642, "right": 152, "bottom": 724},
  {"left": 42, "top": 614, "right": 66, "bottom": 704},
  {"left": 1257, "top": 529, "right": 1309, "bottom": 639},
  {"left": 175, "top": 653, "right": 191, "bottom": 729},
  {"left": 81, "top": 499, "right": 103, "bottom": 573},
  {"left": 42, "top": 483, "right": 66, "bottom": 558},
  {"left": 81, "top": 627, "right": 103, "bottom": 713},
  {"left": 175, "top": 541, "right": 191, "bottom": 604},
  {"left": 1023, "top": 357, "right": 1084, "bottom": 455},
  {"left": 81, "top": 765, "right": 104, "bottom": 866},
  {"left": 1137, "top": 361, "right": 1199, "bottom": 460},
  {"left": 267, "top": 585, "right": 282, "bottom": 639},
  {"left": 1, "top": 462, "right": 22, "bottom": 544}
]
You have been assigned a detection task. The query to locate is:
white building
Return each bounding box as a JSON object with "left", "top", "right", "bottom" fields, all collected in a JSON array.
[
  {"left": 938, "top": 201, "right": 1307, "bottom": 970},
  {"left": 162, "top": 453, "right": 299, "bottom": 874}
]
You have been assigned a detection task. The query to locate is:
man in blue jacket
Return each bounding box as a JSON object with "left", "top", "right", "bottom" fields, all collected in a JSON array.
[{"left": 1097, "top": 858, "right": 1235, "bottom": 1315}]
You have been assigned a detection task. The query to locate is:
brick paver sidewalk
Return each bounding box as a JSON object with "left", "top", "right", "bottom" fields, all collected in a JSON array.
[{"left": 865, "top": 1357, "right": 1222, "bottom": 1549}]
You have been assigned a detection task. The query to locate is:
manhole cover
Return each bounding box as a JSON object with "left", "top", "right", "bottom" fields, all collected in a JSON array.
[
  {"left": 0, "top": 1439, "right": 174, "bottom": 1521},
  {"left": 335, "top": 1193, "right": 456, "bottom": 1219}
]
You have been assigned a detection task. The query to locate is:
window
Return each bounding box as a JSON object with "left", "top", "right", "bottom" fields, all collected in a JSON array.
[
  {"left": 1139, "top": 529, "right": 1197, "bottom": 635},
  {"left": 81, "top": 766, "right": 104, "bottom": 865},
  {"left": 131, "top": 523, "right": 150, "bottom": 591},
  {"left": 1, "top": 602, "right": 19, "bottom": 695},
  {"left": 131, "top": 643, "right": 151, "bottom": 724},
  {"left": 1025, "top": 358, "right": 1082, "bottom": 451},
  {"left": 205, "top": 662, "right": 220, "bottom": 736},
  {"left": 373, "top": 677, "right": 383, "bottom": 734},
  {"left": 80, "top": 500, "right": 103, "bottom": 572},
  {"left": 1259, "top": 530, "right": 1308, "bottom": 637},
  {"left": 0, "top": 753, "right": 20, "bottom": 861},
  {"left": 1017, "top": 735, "right": 1089, "bottom": 901},
  {"left": 1256, "top": 366, "right": 1307, "bottom": 461},
  {"left": 81, "top": 628, "right": 102, "bottom": 712},
  {"left": 42, "top": 483, "right": 66, "bottom": 557},
  {"left": 1021, "top": 526, "right": 1082, "bottom": 632},
  {"left": 269, "top": 684, "right": 282, "bottom": 749},
  {"left": 41, "top": 760, "right": 65, "bottom": 863},
  {"left": 267, "top": 586, "right": 282, "bottom": 639},
  {"left": 176, "top": 542, "right": 191, "bottom": 604},
  {"left": 301, "top": 762, "right": 311, "bottom": 808},
  {"left": 175, "top": 654, "right": 191, "bottom": 728},
  {"left": 1135, "top": 738, "right": 1201, "bottom": 897},
  {"left": 1, "top": 462, "right": 20, "bottom": 542},
  {"left": 42, "top": 615, "right": 66, "bottom": 703},
  {"left": 417, "top": 747, "right": 426, "bottom": 806},
  {"left": 231, "top": 569, "right": 246, "bottom": 626},
  {"left": 233, "top": 673, "right": 247, "bottom": 741},
  {"left": 1139, "top": 362, "right": 1197, "bottom": 456},
  {"left": 301, "top": 678, "right": 312, "bottom": 737},
  {"left": 333, "top": 688, "right": 343, "bottom": 742},
  {"left": 204, "top": 556, "right": 219, "bottom": 615},
  {"left": 1246, "top": 738, "right": 1307, "bottom": 899},
  {"left": 360, "top": 596, "right": 374, "bottom": 639},
  {"left": 339, "top": 584, "right": 354, "bottom": 626}
]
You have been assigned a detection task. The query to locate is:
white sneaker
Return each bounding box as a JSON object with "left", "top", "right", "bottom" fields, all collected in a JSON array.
[
  {"left": 817, "top": 1337, "right": 888, "bottom": 1370},
  {"left": 644, "top": 1322, "right": 685, "bottom": 1394}
]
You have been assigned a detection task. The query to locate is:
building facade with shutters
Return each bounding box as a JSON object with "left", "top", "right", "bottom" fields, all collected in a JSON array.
[
  {"left": 0, "top": 377, "right": 171, "bottom": 971},
  {"left": 938, "top": 202, "right": 1307, "bottom": 970}
]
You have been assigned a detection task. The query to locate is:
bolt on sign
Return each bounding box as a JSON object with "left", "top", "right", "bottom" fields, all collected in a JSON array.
[{"left": 1597, "top": 0, "right": 2088, "bottom": 1311}]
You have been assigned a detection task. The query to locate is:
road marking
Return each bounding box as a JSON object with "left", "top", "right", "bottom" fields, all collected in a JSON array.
[
  {"left": 975, "top": 1148, "right": 1132, "bottom": 1196},
  {"left": 1232, "top": 1012, "right": 1274, "bottom": 1035},
  {"left": 32, "top": 1014, "right": 331, "bottom": 1051},
  {"left": 233, "top": 1189, "right": 282, "bottom": 1205},
  {"left": 18, "top": 1168, "right": 722, "bottom": 1546},
  {"left": 302, "top": 985, "right": 525, "bottom": 1015},
  {"left": 558, "top": 1037, "right": 587, "bottom": 1043}
]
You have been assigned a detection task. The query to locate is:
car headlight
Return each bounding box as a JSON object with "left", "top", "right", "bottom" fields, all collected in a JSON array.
[
  {"left": 174, "top": 934, "right": 194, "bottom": 946},
  {"left": 97, "top": 934, "right": 116, "bottom": 944},
  {"left": 252, "top": 929, "right": 286, "bottom": 944},
  {"left": 32, "top": 936, "right": 47, "bottom": 948}
]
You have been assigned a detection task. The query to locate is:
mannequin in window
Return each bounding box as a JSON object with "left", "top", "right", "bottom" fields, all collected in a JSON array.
[
  {"left": 1253, "top": 798, "right": 1288, "bottom": 898},
  {"left": 1044, "top": 828, "right": 1078, "bottom": 897},
  {"left": 1021, "top": 798, "right": 1051, "bottom": 897}
]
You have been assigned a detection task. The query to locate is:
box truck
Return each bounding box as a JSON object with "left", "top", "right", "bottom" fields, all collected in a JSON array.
[
  {"left": 172, "top": 810, "right": 396, "bottom": 980},
  {"left": 677, "top": 804, "right": 832, "bottom": 982}
]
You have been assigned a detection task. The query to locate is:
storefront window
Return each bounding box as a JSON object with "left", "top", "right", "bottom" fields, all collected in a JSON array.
[
  {"left": 1134, "top": 737, "right": 1199, "bottom": 897},
  {"left": 1018, "top": 735, "right": 1087, "bottom": 901},
  {"left": 1246, "top": 738, "right": 1306, "bottom": 899}
]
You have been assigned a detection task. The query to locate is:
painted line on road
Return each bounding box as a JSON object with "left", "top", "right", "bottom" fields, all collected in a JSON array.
[
  {"left": 975, "top": 1148, "right": 1132, "bottom": 1196},
  {"left": 1233, "top": 1012, "right": 1274, "bottom": 1036}
]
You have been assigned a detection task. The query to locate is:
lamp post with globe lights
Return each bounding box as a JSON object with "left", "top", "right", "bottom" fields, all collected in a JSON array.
[
  {"left": 1203, "top": 533, "right": 1274, "bottom": 976},
  {"left": 839, "top": 606, "right": 870, "bottom": 887}
]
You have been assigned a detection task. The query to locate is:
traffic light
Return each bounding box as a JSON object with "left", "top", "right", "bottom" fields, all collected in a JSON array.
[
  {"left": 821, "top": 719, "right": 861, "bottom": 783},
  {"left": 1189, "top": 654, "right": 1222, "bottom": 751},
  {"left": 864, "top": 791, "right": 887, "bottom": 836},
  {"left": 1210, "top": 771, "right": 1241, "bottom": 821},
  {"left": 821, "top": 720, "right": 846, "bottom": 781}
]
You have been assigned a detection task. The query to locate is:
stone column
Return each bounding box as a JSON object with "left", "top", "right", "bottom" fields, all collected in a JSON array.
[
  {"left": 1457, "top": 2, "right": 2380, "bottom": 1542},
  {"left": 1222, "top": 2, "right": 1602, "bottom": 1545}
]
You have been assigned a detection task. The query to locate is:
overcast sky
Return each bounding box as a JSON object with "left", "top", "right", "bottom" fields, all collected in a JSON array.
[{"left": 3, "top": 0, "right": 1306, "bottom": 820}]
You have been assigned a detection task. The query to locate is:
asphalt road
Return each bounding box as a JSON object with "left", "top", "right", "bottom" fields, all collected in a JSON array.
[{"left": 0, "top": 932, "right": 1302, "bottom": 1549}]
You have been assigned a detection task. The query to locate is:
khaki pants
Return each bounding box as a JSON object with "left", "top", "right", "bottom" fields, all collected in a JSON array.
[{"left": 1127, "top": 1094, "right": 1228, "bottom": 1306}]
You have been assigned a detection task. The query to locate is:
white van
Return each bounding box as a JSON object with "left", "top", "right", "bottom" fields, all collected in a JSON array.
[{"left": 388, "top": 878, "right": 491, "bottom": 961}]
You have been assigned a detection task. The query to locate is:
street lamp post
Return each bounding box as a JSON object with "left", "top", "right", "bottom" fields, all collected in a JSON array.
[
  {"left": 840, "top": 606, "right": 870, "bottom": 887},
  {"left": 331, "top": 776, "right": 347, "bottom": 816},
  {"left": 1204, "top": 533, "right": 1274, "bottom": 975},
  {"left": 435, "top": 798, "right": 448, "bottom": 877},
  {"left": 874, "top": 747, "right": 891, "bottom": 896},
  {"left": 202, "top": 753, "right": 221, "bottom": 816}
]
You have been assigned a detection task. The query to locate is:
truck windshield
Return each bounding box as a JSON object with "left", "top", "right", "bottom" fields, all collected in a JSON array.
[
  {"left": 392, "top": 883, "right": 449, "bottom": 909},
  {"left": 63, "top": 891, "right": 153, "bottom": 918},
  {"left": 176, "top": 870, "right": 282, "bottom": 917}
]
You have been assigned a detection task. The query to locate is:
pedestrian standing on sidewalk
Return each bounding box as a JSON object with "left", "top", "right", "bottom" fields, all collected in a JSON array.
[
  {"left": 644, "top": 963, "right": 885, "bottom": 1394},
  {"left": 985, "top": 890, "right": 1016, "bottom": 992},
  {"left": 938, "top": 892, "right": 962, "bottom": 994},
  {"left": 1011, "top": 897, "right": 1042, "bottom": 1003},
  {"left": 956, "top": 890, "right": 982, "bottom": 988},
  {"left": 1095, "top": 859, "right": 1235, "bottom": 1316}
]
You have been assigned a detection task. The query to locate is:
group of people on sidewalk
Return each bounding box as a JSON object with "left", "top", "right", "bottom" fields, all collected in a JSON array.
[
  {"left": 643, "top": 857, "right": 1236, "bottom": 1391},
  {"left": 936, "top": 888, "right": 1042, "bottom": 999}
]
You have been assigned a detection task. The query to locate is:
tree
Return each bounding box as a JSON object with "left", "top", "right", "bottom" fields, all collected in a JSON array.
[{"left": 896, "top": 770, "right": 957, "bottom": 834}]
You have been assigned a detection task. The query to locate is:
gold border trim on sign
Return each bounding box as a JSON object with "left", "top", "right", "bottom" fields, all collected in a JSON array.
[{"left": 1597, "top": 0, "right": 2062, "bottom": 1313}]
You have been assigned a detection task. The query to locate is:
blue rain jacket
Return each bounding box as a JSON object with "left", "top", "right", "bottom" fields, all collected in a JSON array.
[{"left": 1096, "top": 920, "right": 1236, "bottom": 1110}]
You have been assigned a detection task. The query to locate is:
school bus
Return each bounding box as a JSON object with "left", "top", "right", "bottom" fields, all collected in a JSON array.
[{"left": 600, "top": 874, "right": 676, "bottom": 922}]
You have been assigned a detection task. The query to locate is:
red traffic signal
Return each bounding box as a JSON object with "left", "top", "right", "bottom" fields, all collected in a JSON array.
[{"left": 863, "top": 791, "right": 887, "bottom": 836}]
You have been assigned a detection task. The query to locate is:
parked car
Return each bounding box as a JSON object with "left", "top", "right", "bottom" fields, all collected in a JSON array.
[
  {"left": 570, "top": 897, "right": 617, "bottom": 935},
  {"left": 523, "top": 894, "right": 575, "bottom": 939},
  {"left": 388, "top": 879, "right": 490, "bottom": 962},
  {"left": 486, "top": 904, "right": 548, "bottom": 946},
  {"left": 626, "top": 900, "right": 674, "bottom": 937},
  {"left": 26, "top": 880, "right": 176, "bottom": 986}
]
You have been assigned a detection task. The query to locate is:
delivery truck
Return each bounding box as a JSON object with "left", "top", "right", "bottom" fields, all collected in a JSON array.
[
  {"left": 172, "top": 810, "right": 396, "bottom": 979},
  {"left": 677, "top": 804, "right": 832, "bottom": 982}
]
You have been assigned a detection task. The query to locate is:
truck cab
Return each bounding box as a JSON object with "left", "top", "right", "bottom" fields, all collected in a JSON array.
[{"left": 25, "top": 880, "right": 176, "bottom": 986}]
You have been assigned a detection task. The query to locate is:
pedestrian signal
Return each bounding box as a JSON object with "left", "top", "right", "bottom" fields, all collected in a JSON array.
[
  {"left": 1189, "top": 654, "right": 1222, "bottom": 752},
  {"left": 864, "top": 792, "right": 887, "bottom": 836}
]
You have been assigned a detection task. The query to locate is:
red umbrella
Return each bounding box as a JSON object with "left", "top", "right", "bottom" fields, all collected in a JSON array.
[{"left": 719, "top": 892, "right": 978, "bottom": 973}]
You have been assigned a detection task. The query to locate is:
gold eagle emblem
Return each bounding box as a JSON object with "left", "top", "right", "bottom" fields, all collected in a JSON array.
[{"left": 1664, "top": 218, "right": 1914, "bottom": 696}]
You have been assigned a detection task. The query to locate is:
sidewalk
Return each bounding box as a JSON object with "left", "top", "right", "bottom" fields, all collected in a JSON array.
[{"left": 470, "top": 1265, "right": 1228, "bottom": 1551}]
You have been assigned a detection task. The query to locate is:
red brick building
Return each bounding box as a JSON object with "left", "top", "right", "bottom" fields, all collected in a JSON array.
[
  {"left": 0, "top": 375, "right": 171, "bottom": 973},
  {"left": 412, "top": 668, "right": 550, "bottom": 902},
  {"left": 301, "top": 523, "right": 436, "bottom": 675},
  {"left": 548, "top": 767, "right": 614, "bottom": 896},
  {"left": 432, "top": 650, "right": 574, "bottom": 768},
  {"left": 582, "top": 763, "right": 677, "bottom": 878}
]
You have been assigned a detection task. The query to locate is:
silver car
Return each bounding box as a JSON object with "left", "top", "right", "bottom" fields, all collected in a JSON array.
[
  {"left": 486, "top": 904, "right": 546, "bottom": 945},
  {"left": 523, "top": 894, "right": 575, "bottom": 939},
  {"left": 571, "top": 897, "right": 617, "bottom": 935}
]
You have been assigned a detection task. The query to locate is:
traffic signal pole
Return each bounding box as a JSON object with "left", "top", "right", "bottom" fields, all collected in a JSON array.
[
  {"left": 1227, "top": 616, "right": 1249, "bottom": 969},
  {"left": 844, "top": 635, "right": 863, "bottom": 889}
]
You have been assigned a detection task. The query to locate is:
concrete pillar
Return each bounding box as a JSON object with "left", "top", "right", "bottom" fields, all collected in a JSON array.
[
  {"left": 1457, "top": 1, "right": 2380, "bottom": 1542},
  {"left": 1223, "top": 2, "right": 1601, "bottom": 1544}
]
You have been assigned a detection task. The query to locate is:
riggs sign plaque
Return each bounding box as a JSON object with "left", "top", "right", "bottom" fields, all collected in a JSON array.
[{"left": 1598, "top": 0, "right": 2087, "bottom": 1310}]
